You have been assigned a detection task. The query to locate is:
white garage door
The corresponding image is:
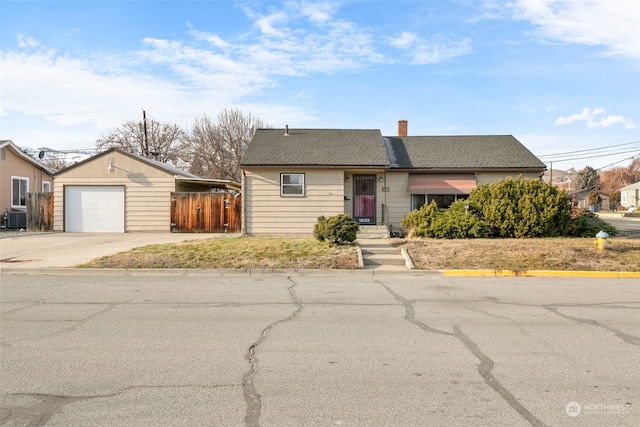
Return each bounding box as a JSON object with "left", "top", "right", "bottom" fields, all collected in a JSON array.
[{"left": 65, "top": 186, "right": 125, "bottom": 232}]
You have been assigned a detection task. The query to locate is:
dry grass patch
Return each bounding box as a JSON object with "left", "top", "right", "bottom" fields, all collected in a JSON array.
[
  {"left": 395, "top": 237, "right": 640, "bottom": 271},
  {"left": 80, "top": 237, "right": 359, "bottom": 269}
]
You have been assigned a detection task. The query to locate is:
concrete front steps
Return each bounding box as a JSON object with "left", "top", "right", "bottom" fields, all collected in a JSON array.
[
  {"left": 357, "top": 225, "right": 390, "bottom": 239},
  {"left": 356, "top": 238, "right": 414, "bottom": 270}
]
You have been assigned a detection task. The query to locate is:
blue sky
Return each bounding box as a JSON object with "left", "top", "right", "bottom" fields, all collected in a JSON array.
[{"left": 1, "top": 0, "right": 639, "bottom": 170}]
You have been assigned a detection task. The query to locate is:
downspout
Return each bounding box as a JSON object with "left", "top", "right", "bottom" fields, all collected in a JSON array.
[
  {"left": 242, "top": 169, "right": 246, "bottom": 235},
  {"left": 383, "top": 169, "right": 388, "bottom": 226}
]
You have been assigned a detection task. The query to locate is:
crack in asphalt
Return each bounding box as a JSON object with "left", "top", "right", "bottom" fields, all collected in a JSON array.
[
  {"left": 242, "top": 277, "right": 303, "bottom": 427},
  {"left": 379, "top": 281, "right": 547, "bottom": 427},
  {"left": 1, "top": 385, "right": 239, "bottom": 426},
  {"left": 1, "top": 304, "right": 117, "bottom": 344},
  {"left": 543, "top": 305, "right": 640, "bottom": 345}
]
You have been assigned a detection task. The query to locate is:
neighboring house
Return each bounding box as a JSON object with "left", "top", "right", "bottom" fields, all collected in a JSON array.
[
  {"left": 620, "top": 181, "right": 640, "bottom": 210},
  {"left": 240, "top": 121, "right": 547, "bottom": 236},
  {"left": 568, "top": 189, "right": 610, "bottom": 211},
  {"left": 53, "top": 148, "right": 240, "bottom": 232},
  {"left": 1, "top": 140, "right": 55, "bottom": 228}
]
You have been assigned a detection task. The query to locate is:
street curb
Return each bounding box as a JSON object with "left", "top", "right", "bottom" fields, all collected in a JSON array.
[
  {"left": 2, "top": 267, "right": 638, "bottom": 278},
  {"left": 443, "top": 269, "right": 640, "bottom": 278}
]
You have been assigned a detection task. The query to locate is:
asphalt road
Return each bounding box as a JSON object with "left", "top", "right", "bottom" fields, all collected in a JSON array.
[
  {"left": 1, "top": 273, "right": 639, "bottom": 426},
  {"left": 596, "top": 213, "right": 640, "bottom": 238}
]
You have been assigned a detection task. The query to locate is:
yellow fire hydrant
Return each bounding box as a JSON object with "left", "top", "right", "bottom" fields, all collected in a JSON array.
[{"left": 593, "top": 230, "right": 610, "bottom": 250}]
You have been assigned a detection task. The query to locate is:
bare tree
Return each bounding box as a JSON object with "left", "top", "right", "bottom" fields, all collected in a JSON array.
[
  {"left": 40, "top": 152, "right": 68, "bottom": 171},
  {"left": 600, "top": 158, "right": 640, "bottom": 195},
  {"left": 96, "top": 119, "right": 186, "bottom": 164},
  {"left": 185, "top": 108, "right": 268, "bottom": 182}
]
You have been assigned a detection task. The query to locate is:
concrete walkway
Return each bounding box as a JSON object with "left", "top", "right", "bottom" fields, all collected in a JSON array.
[{"left": 356, "top": 238, "right": 412, "bottom": 271}]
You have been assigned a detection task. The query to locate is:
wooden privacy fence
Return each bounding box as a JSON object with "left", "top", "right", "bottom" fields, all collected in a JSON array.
[
  {"left": 27, "top": 192, "right": 54, "bottom": 232},
  {"left": 170, "top": 192, "right": 242, "bottom": 233}
]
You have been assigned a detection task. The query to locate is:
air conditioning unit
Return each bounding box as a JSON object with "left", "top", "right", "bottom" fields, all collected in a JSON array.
[{"left": 4, "top": 212, "right": 27, "bottom": 229}]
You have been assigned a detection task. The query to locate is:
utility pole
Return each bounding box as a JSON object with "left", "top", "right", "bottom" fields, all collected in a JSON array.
[{"left": 141, "top": 109, "right": 149, "bottom": 158}]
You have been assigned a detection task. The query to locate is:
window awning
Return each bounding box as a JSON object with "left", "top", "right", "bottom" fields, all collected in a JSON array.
[{"left": 409, "top": 174, "right": 476, "bottom": 195}]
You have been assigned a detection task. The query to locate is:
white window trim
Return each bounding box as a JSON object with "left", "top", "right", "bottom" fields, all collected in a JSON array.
[
  {"left": 42, "top": 181, "right": 51, "bottom": 192},
  {"left": 280, "top": 173, "right": 305, "bottom": 197},
  {"left": 11, "top": 175, "right": 29, "bottom": 209}
]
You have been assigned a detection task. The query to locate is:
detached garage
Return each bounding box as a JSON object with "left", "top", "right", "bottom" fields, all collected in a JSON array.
[{"left": 53, "top": 149, "right": 240, "bottom": 233}]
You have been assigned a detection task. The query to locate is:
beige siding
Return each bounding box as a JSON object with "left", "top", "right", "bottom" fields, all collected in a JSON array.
[
  {"left": 1, "top": 147, "right": 54, "bottom": 213},
  {"left": 244, "top": 169, "right": 344, "bottom": 236},
  {"left": 381, "top": 172, "right": 411, "bottom": 227},
  {"left": 53, "top": 151, "right": 175, "bottom": 232}
]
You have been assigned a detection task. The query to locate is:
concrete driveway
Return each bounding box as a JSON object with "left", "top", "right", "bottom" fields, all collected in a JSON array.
[{"left": 0, "top": 232, "right": 235, "bottom": 269}]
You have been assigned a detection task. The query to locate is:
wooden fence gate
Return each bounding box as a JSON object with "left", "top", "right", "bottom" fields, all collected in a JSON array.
[
  {"left": 170, "top": 192, "right": 242, "bottom": 233},
  {"left": 26, "top": 192, "right": 54, "bottom": 232}
]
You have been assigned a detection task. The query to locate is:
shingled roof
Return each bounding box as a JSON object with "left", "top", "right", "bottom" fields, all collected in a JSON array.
[
  {"left": 383, "top": 135, "right": 546, "bottom": 170},
  {"left": 241, "top": 128, "right": 389, "bottom": 167},
  {"left": 241, "top": 128, "right": 545, "bottom": 171}
]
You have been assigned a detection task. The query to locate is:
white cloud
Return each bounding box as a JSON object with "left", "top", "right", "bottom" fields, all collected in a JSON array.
[
  {"left": 588, "top": 115, "right": 636, "bottom": 129},
  {"left": 299, "top": 1, "right": 338, "bottom": 23},
  {"left": 388, "top": 31, "right": 471, "bottom": 65},
  {"left": 554, "top": 107, "right": 635, "bottom": 129},
  {"left": 554, "top": 107, "right": 605, "bottom": 125},
  {"left": 411, "top": 38, "right": 472, "bottom": 65},
  {"left": 390, "top": 32, "right": 417, "bottom": 49},
  {"left": 511, "top": 0, "right": 640, "bottom": 59},
  {"left": 17, "top": 34, "right": 39, "bottom": 48}
]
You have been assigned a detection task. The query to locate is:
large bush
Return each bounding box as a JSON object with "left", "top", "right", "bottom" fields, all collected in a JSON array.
[
  {"left": 314, "top": 214, "right": 359, "bottom": 244},
  {"left": 468, "top": 176, "right": 571, "bottom": 238},
  {"left": 431, "top": 200, "right": 490, "bottom": 238},
  {"left": 566, "top": 208, "right": 618, "bottom": 237},
  {"left": 401, "top": 200, "right": 489, "bottom": 238},
  {"left": 401, "top": 200, "right": 440, "bottom": 237}
]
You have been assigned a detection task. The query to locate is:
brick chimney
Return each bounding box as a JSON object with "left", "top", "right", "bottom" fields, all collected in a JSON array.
[{"left": 398, "top": 120, "right": 408, "bottom": 137}]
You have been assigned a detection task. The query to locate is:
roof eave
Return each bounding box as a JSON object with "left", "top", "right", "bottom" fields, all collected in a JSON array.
[{"left": 388, "top": 167, "right": 547, "bottom": 173}]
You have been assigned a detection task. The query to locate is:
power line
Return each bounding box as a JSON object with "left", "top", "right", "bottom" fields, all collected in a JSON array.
[
  {"left": 544, "top": 149, "right": 640, "bottom": 163},
  {"left": 537, "top": 140, "right": 640, "bottom": 159},
  {"left": 596, "top": 153, "right": 640, "bottom": 171}
]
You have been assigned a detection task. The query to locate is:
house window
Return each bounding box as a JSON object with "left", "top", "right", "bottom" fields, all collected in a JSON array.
[
  {"left": 42, "top": 181, "right": 51, "bottom": 192},
  {"left": 281, "top": 173, "right": 304, "bottom": 197},
  {"left": 428, "top": 194, "right": 458, "bottom": 209},
  {"left": 411, "top": 194, "right": 426, "bottom": 210},
  {"left": 411, "top": 194, "right": 468, "bottom": 210},
  {"left": 11, "top": 176, "right": 29, "bottom": 208}
]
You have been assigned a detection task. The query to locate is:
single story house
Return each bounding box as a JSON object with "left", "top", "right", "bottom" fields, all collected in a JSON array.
[
  {"left": 620, "top": 181, "right": 640, "bottom": 210},
  {"left": 240, "top": 121, "right": 547, "bottom": 236},
  {"left": 1, "top": 140, "right": 55, "bottom": 228},
  {"left": 568, "top": 188, "right": 610, "bottom": 211},
  {"left": 53, "top": 148, "right": 240, "bottom": 232}
]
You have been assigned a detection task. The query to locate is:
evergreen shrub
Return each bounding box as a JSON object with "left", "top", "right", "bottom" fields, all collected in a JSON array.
[{"left": 314, "top": 214, "right": 359, "bottom": 244}]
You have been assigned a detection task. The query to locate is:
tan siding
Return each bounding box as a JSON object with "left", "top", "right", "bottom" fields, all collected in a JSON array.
[
  {"left": 53, "top": 152, "right": 176, "bottom": 232},
  {"left": 1, "top": 148, "right": 54, "bottom": 213},
  {"left": 382, "top": 172, "right": 411, "bottom": 227},
  {"left": 244, "top": 169, "right": 344, "bottom": 236}
]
